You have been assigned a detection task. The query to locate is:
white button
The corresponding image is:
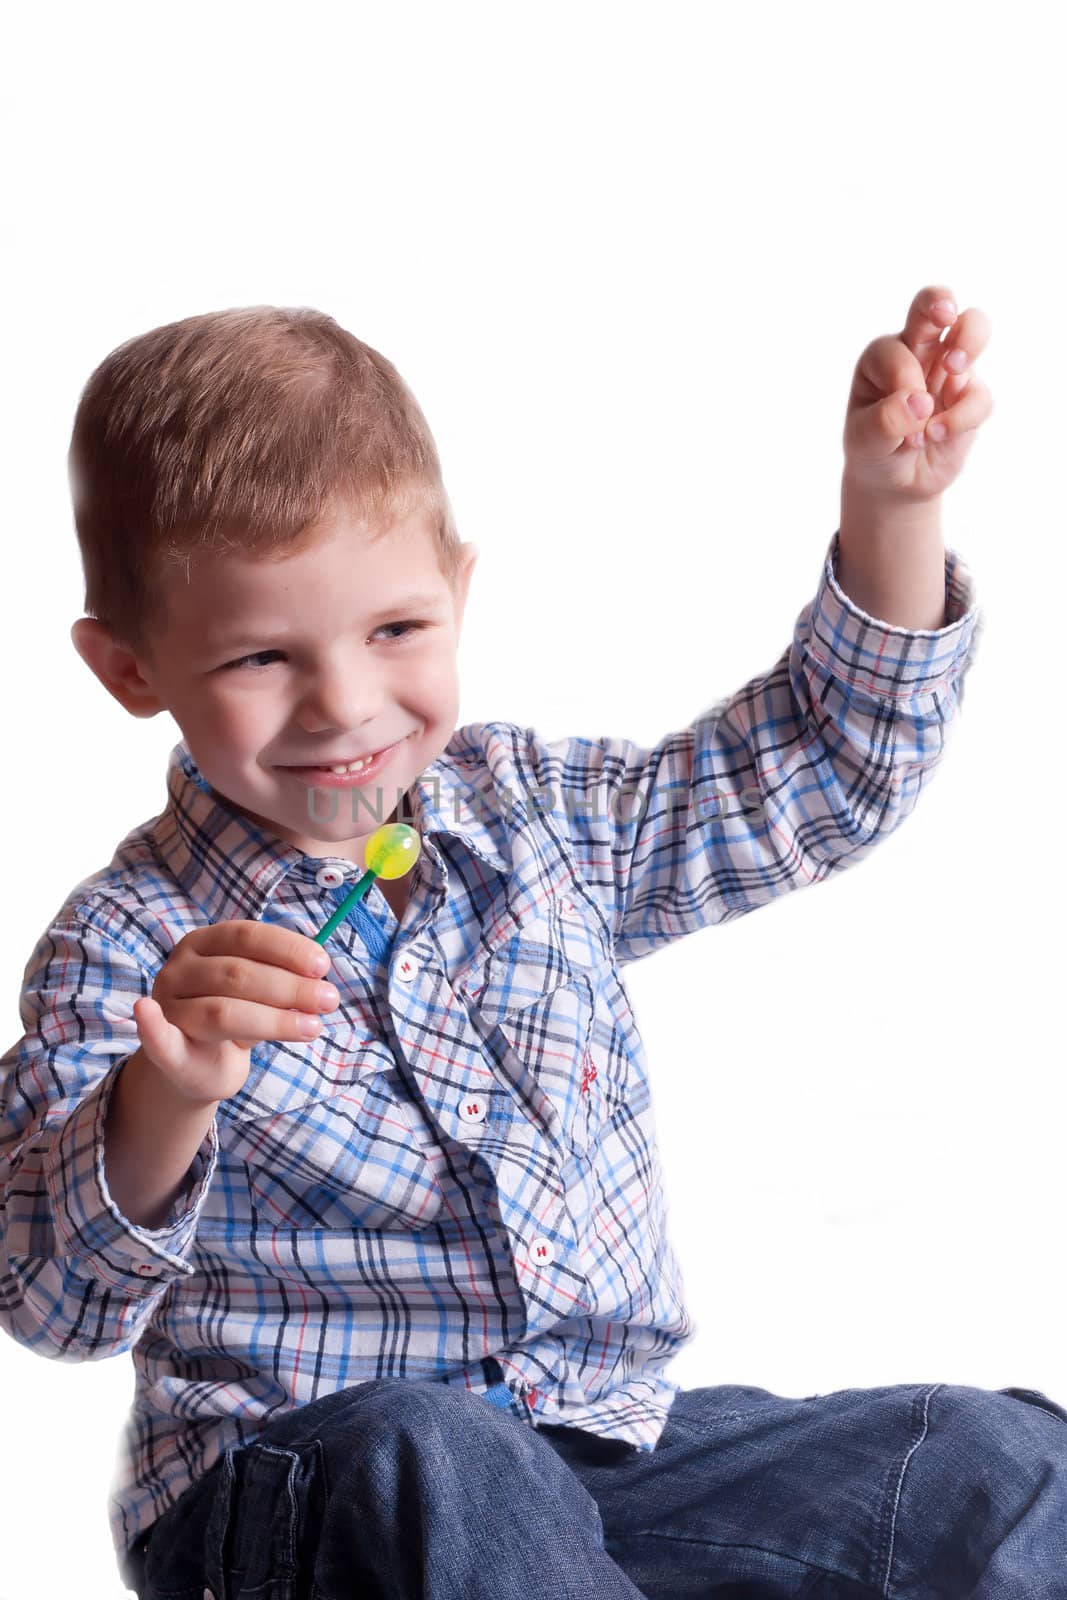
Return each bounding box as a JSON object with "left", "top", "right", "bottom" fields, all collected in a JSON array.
[
  {"left": 457, "top": 1094, "right": 487, "bottom": 1124},
  {"left": 395, "top": 954, "right": 420, "bottom": 983},
  {"left": 529, "top": 1237, "right": 555, "bottom": 1267},
  {"left": 136, "top": 1261, "right": 161, "bottom": 1276},
  {"left": 316, "top": 865, "right": 348, "bottom": 889},
  {"left": 561, "top": 899, "right": 578, "bottom": 917}
]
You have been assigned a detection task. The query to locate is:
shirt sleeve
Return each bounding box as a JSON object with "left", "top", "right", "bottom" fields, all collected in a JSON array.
[
  {"left": 523, "top": 528, "right": 983, "bottom": 964},
  {"left": 0, "top": 907, "right": 219, "bottom": 1360}
]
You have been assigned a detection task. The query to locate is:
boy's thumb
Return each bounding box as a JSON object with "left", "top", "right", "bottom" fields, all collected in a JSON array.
[{"left": 133, "top": 996, "right": 173, "bottom": 1066}]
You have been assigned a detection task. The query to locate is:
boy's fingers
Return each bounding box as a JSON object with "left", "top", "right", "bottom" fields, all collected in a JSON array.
[
  {"left": 159, "top": 994, "right": 322, "bottom": 1045},
  {"left": 845, "top": 384, "right": 934, "bottom": 461},
  {"left": 899, "top": 285, "right": 960, "bottom": 366},
  {"left": 135, "top": 996, "right": 262, "bottom": 1059},
  {"left": 194, "top": 920, "right": 330, "bottom": 977},
  {"left": 900, "top": 289, "right": 992, "bottom": 374},
  {"left": 176, "top": 953, "right": 338, "bottom": 1016},
  {"left": 853, "top": 334, "right": 928, "bottom": 410},
  {"left": 908, "top": 375, "right": 994, "bottom": 448}
]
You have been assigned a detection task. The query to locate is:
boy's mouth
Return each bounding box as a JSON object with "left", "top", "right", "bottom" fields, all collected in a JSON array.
[{"left": 280, "top": 739, "right": 402, "bottom": 786}]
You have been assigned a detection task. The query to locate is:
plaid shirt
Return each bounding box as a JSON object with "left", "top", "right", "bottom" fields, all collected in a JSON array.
[{"left": 0, "top": 529, "right": 982, "bottom": 1582}]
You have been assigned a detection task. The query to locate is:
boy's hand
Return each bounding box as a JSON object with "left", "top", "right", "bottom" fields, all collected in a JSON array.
[
  {"left": 841, "top": 284, "right": 993, "bottom": 503},
  {"left": 131, "top": 921, "right": 340, "bottom": 1108}
]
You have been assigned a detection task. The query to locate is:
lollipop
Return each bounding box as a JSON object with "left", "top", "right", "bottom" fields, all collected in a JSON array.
[{"left": 312, "top": 823, "right": 421, "bottom": 945}]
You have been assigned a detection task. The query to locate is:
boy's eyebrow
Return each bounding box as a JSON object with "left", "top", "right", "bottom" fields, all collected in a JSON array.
[
  {"left": 368, "top": 591, "right": 446, "bottom": 620},
  {"left": 202, "top": 591, "right": 447, "bottom": 649}
]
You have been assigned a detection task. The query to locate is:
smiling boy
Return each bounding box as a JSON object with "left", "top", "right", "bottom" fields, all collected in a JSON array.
[
  {"left": 72, "top": 501, "right": 478, "bottom": 924},
  {"left": 4, "top": 297, "right": 1067, "bottom": 1597}
]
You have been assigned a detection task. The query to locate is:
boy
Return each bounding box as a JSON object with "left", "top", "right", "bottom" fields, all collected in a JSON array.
[{"left": 2, "top": 291, "right": 1064, "bottom": 1597}]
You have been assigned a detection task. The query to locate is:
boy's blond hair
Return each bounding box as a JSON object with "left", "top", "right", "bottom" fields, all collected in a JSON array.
[{"left": 67, "top": 305, "right": 462, "bottom": 659}]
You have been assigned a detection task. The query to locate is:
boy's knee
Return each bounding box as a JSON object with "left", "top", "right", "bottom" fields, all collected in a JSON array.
[
  {"left": 934, "top": 1382, "right": 1067, "bottom": 1464},
  {"left": 906, "top": 1383, "right": 1067, "bottom": 1558},
  {"left": 885, "top": 1383, "right": 1067, "bottom": 1589},
  {"left": 353, "top": 1377, "right": 512, "bottom": 1442}
]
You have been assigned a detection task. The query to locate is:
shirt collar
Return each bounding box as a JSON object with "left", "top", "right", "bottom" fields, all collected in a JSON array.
[{"left": 153, "top": 735, "right": 518, "bottom": 927}]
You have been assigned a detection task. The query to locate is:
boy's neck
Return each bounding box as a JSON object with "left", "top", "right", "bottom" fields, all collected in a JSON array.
[{"left": 376, "top": 873, "right": 411, "bottom": 922}]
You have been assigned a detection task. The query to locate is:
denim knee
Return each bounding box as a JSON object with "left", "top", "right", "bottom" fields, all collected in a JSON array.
[
  {"left": 338, "top": 1376, "right": 520, "bottom": 1452},
  {"left": 890, "top": 1382, "right": 1067, "bottom": 1587},
  {"left": 936, "top": 1382, "right": 1067, "bottom": 1459}
]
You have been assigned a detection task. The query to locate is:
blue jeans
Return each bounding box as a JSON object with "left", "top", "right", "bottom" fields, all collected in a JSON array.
[{"left": 123, "top": 1376, "right": 1067, "bottom": 1598}]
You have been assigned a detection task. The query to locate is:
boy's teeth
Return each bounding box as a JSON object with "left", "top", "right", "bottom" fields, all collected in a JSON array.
[{"left": 328, "top": 756, "right": 371, "bottom": 774}]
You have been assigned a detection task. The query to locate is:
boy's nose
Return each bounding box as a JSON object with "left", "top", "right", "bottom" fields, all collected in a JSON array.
[{"left": 295, "top": 665, "right": 384, "bottom": 733}]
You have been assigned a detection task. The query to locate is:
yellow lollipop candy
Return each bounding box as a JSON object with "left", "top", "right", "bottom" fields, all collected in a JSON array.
[
  {"left": 365, "top": 822, "right": 421, "bottom": 879},
  {"left": 312, "top": 823, "right": 422, "bottom": 945}
]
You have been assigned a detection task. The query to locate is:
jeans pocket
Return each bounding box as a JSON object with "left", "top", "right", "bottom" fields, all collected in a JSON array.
[
  {"left": 997, "top": 1385, "right": 1067, "bottom": 1425},
  {"left": 214, "top": 1437, "right": 329, "bottom": 1600}
]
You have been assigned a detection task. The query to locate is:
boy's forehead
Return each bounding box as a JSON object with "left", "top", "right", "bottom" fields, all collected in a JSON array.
[{"left": 152, "top": 511, "right": 449, "bottom": 640}]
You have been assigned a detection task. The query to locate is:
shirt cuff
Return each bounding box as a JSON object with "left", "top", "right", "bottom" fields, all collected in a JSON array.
[
  {"left": 46, "top": 1056, "right": 220, "bottom": 1287},
  {"left": 799, "top": 527, "right": 985, "bottom": 701}
]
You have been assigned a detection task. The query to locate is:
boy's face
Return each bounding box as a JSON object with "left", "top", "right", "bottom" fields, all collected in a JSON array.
[{"left": 73, "top": 506, "right": 478, "bottom": 870}]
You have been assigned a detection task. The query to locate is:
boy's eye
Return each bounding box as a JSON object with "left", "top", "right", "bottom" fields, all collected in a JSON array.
[
  {"left": 376, "top": 621, "right": 428, "bottom": 643},
  {"left": 219, "top": 621, "right": 428, "bottom": 672},
  {"left": 222, "top": 650, "right": 282, "bottom": 672}
]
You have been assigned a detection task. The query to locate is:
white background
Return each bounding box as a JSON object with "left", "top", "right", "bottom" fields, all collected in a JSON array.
[{"left": 1, "top": 3, "right": 1063, "bottom": 1595}]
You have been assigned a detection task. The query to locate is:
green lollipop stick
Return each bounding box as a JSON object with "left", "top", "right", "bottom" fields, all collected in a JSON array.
[{"left": 312, "top": 822, "right": 422, "bottom": 945}]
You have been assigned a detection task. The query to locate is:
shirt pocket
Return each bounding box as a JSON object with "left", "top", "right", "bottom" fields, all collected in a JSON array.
[
  {"left": 469, "top": 899, "right": 632, "bottom": 1158},
  {"left": 223, "top": 1037, "right": 445, "bottom": 1232}
]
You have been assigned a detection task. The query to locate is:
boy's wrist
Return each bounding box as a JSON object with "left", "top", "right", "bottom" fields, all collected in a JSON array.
[
  {"left": 840, "top": 470, "right": 942, "bottom": 521},
  {"left": 124, "top": 1045, "right": 222, "bottom": 1116},
  {"left": 105, "top": 1049, "right": 219, "bottom": 1230},
  {"left": 837, "top": 476, "right": 946, "bottom": 630}
]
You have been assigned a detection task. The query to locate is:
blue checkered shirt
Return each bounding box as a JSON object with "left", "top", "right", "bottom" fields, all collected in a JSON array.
[{"left": 0, "top": 530, "right": 982, "bottom": 1580}]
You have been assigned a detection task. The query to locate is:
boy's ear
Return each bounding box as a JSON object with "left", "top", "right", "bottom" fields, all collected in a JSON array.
[
  {"left": 69, "top": 619, "right": 167, "bottom": 719},
  {"left": 452, "top": 542, "right": 479, "bottom": 634}
]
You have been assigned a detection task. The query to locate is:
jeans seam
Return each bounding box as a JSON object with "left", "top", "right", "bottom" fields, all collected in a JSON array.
[{"left": 881, "top": 1382, "right": 942, "bottom": 1598}]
